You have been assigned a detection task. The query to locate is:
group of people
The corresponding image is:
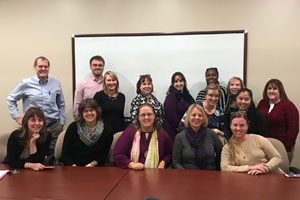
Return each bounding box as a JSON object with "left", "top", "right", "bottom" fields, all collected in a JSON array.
[{"left": 3, "top": 55, "right": 299, "bottom": 176}]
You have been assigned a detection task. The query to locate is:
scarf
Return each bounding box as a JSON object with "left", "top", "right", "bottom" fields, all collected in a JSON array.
[
  {"left": 130, "top": 130, "right": 159, "bottom": 168},
  {"left": 185, "top": 127, "right": 208, "bottom": 169},
  {"left": 77, "top": 121, "right": 104, "bottom": 146}
]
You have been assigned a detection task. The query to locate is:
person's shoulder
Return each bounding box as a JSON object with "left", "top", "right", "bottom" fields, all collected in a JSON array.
[
  {"left": 47, "top": 76, "right": 62, "bottom": 85},
  {"left": 9, "top": 129, "right": 21, "bottom": 138}
]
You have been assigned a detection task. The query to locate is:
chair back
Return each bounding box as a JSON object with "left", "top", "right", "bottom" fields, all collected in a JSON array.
[
  {"left": 54, "top": 130, "right": 66, "bottom": 160},
  {"left": 267, "top": 137, "right": 289, "bottom": 173},
  {"left": 108, "top": 131, "right": 123, "bottom": 164},
  {"left": 0, "top": 133, "right": 10, "bottom": 163}
]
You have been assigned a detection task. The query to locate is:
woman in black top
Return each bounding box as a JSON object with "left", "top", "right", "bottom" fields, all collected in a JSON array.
[
  {"left": 224, "top": 88, "right": 268, "bottom": 139},
  {"left": 60, "top": 99, "right": 113, "bottom": 167},
  {"left": 94, "top": 71, "right": 125, "bottom": 134},
  {"left": 3, "top": 107, "right": 51, "bottom": 170}
]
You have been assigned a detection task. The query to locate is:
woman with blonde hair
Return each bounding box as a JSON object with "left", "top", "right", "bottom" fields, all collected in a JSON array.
[
  {"left": 225, "top": 77, "right": 245, "bottom": 113},
  {"left": 221, "top": 111, "right": 283, "bottom": 175},
  {"left": 94, "top": 71, "right": 125, "bottom": 134},
  {"left": 172, "top": 104, "right": 223, "bottom": 170}
]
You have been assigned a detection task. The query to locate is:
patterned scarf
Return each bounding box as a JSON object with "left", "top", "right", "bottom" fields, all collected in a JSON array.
[
  {"left": 130, "top": 130, "right": 159, "bottom": 168},
  {"left": 77, "top": 121, "right": 104, "bottom": 146}
]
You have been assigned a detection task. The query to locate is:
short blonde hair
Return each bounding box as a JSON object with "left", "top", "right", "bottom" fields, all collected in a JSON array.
[
  {"left": 103, "top": 71, "right": 119, "bottom": 93},
  {"left": 184, "top": 104, "right": 208, "bottom": 128}
]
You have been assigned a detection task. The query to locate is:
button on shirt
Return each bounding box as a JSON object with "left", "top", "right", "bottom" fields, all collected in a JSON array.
[{"left": 7, "top": 76, "right": 65, "bottom": 125}]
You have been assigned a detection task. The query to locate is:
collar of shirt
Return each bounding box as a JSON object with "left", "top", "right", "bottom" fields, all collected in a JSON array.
[{"left": 90, "top": 74, "right": 103, "bottom": 84}]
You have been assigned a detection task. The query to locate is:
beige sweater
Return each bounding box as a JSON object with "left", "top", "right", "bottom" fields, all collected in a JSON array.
[{"left": 221, "top": 134, "right": 283, "bottom": 173}]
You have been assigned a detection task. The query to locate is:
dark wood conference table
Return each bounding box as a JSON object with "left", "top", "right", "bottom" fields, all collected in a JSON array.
[
  {"left": 107, "top": 169, "right": 300, "bottom": 200},
  {"left": 0, "top": 166, "right": 300, "bottom": 200}
]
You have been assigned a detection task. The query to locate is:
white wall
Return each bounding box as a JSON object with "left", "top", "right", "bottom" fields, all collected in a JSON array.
[{"left": 1, "top": 0, "right": 300, "bottom": 167}]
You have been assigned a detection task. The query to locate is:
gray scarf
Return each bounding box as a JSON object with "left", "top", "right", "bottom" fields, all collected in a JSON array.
[{"left": 77, "top": 121, "right": 104, "bottom": 146}]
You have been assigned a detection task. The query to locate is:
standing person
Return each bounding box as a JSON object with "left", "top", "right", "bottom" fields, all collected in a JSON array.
[
  {"left": 172, "top": 104, "right": 223, "bottom": 170},
  {"left": 257, "top": 79, "right": 299, "bottom": 163},
  {"left": 94, "top": 71, "right": 125, "bottom": 134},
  {"left": 7, "top": 56, "right": 65, "bottom": 160},
  {"left": 163, "top": 72, "right": 195, "bottom": 141},
  {"left": 225, "top": 77, "right": 245, "bottom": 113},
  {"left": 60, "top": 99, "right": 113, "bottom": 167},
  {"left": 221, "top": 111, "right": 283, "bottom": 175},
  {"left": 113, "top": 103, "right": 172, "bottom": 170},
  {"left": 199, "top": 84, "right": 226, "bottom": 144},
  {"left": 195, "top": 67, "right": 227, "bottom": 111},
  {"left": 130, "top": 74, "right": 164, "bottom": 125},
  {"left": 223, "top": 88, "right": 268, "bottom": 139},
  {"left": 73, "top": 55, "right": 105, "bottom": 120},
  {"left": 3, "top": 107, "right": 52, "bottom": 170}
]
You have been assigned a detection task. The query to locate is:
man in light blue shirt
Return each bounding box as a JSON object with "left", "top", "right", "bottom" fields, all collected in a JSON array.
[{"left": 7, "top": 56, "right": 65, "bottom": 159}]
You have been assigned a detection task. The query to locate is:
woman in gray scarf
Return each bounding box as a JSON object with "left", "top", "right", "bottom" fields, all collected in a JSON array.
[{"left": 60, "top": 98, "right": 113, "bottom": 167}]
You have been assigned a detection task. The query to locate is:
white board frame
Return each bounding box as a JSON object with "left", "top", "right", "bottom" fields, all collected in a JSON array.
[{"left": 72, "top": 31, "right": 247, "bottom": 117}]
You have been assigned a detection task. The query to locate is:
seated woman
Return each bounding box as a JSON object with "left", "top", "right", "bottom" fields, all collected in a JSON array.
[
  {"left": 130, "top": 74, "right": 164, "bottom": 125},
  {"left": 113, "top": 103, "right": 172, "bottom": 170},
  {"left": 221, "top": 111, "right": 283, "bottom": 175},
  {"left": 224, "top": 88, "right": 268, "bottom": 139},
  {"left": 172, "top": 104, "right": 223, "bottom": 170},
  {"left": 163, "top": 72, "right": 195, "bottom": 141},
  {"left": 94, "top": 71, "right": 125, "bottom": 134},
  {"left": 257, "top": 79, "right": 299, "bottom": 163},
  {"left": 60, "top": 98, "right": 113, "bottom": 167},
  {"left": 225, "top": 77, "right": 245, "bottom": 113},
  {"left": 3, "top": 107, "right": 51, "bottom": 170}
]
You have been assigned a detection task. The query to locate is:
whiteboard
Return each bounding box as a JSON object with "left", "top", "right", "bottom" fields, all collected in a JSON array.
[{"left": 72, "top": 31, "right": 247, "bottom": 117}]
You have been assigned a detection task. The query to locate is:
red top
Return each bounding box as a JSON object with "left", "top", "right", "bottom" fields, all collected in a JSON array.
[{"left": 257, "top": 99, "right": 299, "bottom": 151}]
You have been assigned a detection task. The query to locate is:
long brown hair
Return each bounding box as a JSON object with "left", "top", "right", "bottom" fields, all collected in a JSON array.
[
  {"left": 18, "top": 107, "right": 47, "bottom": 145},
  {"left": 262, "top": 79, "right": 288, "bottom": 101}
]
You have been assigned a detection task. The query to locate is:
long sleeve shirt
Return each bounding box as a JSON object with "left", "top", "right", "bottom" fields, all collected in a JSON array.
[
  {"left": 60, "top": 121, "right": 113, "bottom": 166},
  {"left": 172, "top": 127, "right": 223, "bottom": 170},
  {"left": 257, "top": 99, "right": 299, "bottom": 152},
  {"left": 221, "top": 134, "right": 282, "bottom": 173},
  {"left": 73, "top": 75, "right": 103, "bottom": 119},
  {"left": 3, "top": 130, "right": 51, "bottom": 168},
  {"left": 93, "top": 91, "right": 125, "bottom": 134},
  {"left": 7, "top": 76, "right": 65, "bottom": 125},
  {"left": 163, "top": 92, "right": 191, "bottom": 141},
  {"left": 113, "top": 125, "right": 172, "bottom": 168}
]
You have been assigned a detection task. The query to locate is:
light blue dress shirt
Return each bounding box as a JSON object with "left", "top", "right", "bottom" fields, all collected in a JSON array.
[{"left": 7, "top": 76, "right": 65, "bottom": 125}]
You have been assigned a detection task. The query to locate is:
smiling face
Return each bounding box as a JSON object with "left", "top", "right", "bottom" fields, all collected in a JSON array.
[
  {"left": 188, "top": 107, "right": 203, "bottom": 132},
  {"left": 138, "top": 105, "right": 155, "bottom": 132},
  {"left": 236, "top": 91, "right": 251, "bottom": 111},
  {"left": 229, "top": 79, "right": 242, "bottom": 95},
  {"left": 104, "top": 74, "right": 118, "bottom": 92},
  {"left": 140, "top": 79, "right": 153, "bottom": 96},
  {"left": 205, "top": 89, "right": 220, "bottom": 107},
  {"left": 173, "top": 75, "right": 185, "bottom": 92},
  {"left": 230, "top": 117, "right": 248, "bottom": 140},
  {"left": 267, "top": 84, "right": 280, "bottom": 103},
  {"left": 82, "top": 108, "right": 97, "bottom": 123},
  {"left": 205, "top": 69, "right": 218, "bottom": 85},
  {"left": 27, "top": 115, "right": 44, "bottom": 135},
  {"left": 90, "top": 59, "right": 104, "bottom": 78},
  {"left": 34, "top": 58, "right": 49, "bottom": 81}
]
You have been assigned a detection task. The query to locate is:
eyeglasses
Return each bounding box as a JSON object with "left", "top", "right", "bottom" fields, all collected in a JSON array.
[
  {"left": 91, "top": 64, "right": 104, "bottom": 67},
  {"left": 139, "top": 113, "right": 154, "bottom": 118},
  {"left": 83, "top": 108, "right": 96, "bottom": 113}
]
